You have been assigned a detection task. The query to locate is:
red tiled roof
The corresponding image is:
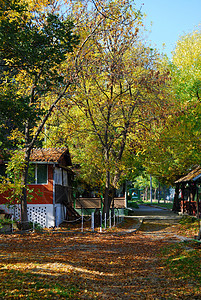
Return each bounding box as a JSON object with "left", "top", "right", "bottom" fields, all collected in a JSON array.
[
  {"left": 29, "top": 148, "right": 71, "bottom": 164},
  {"left": 0, "top": 148, "right": 71, "bottom": 164}
]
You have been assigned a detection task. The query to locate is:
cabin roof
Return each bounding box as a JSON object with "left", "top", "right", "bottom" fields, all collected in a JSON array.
[
  {"left": 175, "top": 166, "right": 201, "bottom": 183},
  {"left": 0, "top": 147, "right": 72, "bottom": 166},
  {"left": 30, "top": 148, "right": 71, "bottom": 164}
]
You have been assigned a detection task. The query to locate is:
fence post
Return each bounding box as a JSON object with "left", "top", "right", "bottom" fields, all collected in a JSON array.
[
  {"left": 109, "top": 210, "right": 111, "bottom": 228},
  {"left": 81, "top": 213, "right": 84, "bottom": 232},
  {"left": 33, "top": 221, "right": 35, "bottom": 232},
  {"left": 91, "top": 212, "right": 94, "bottom": 232},
  {"left": 100, "top": 211, "right": 102, "bottom": 232}
]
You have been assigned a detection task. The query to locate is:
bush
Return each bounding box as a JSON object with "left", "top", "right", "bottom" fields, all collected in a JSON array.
[
  {"left": 128, "top": 202, "right": 139, "bottom": 209},
  {"left": 0, "top": 217, "right": 13, "bottom": 229}
]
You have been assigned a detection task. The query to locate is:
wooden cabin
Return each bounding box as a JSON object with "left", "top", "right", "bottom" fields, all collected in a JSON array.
[
  {"left": 173, "top": 166, "right": 201, "bottom": 217},
  {"left": 0, "top": 148, "right": 75, "bottom": 227}
]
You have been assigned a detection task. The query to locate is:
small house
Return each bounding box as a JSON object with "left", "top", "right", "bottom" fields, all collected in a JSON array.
[
  {"left": 173, "top": 166, "right": 201, "bottom": 217},
  {"left": 0, "top": 148, "right": 75, "bottom": 227}
]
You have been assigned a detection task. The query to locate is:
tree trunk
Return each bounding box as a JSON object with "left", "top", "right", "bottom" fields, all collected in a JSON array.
[
  {"left": 154, "top": 188, "right": 157, "bottom": 201},
  {"left": 20, "top": 147, "right": 31, "bottom": 230},
  {"left": 172, "top": 183, "right": 180, "bottom": 212},
  {"left": 158, "top": 182, "right": 161, "bottom": 203},
  {"left": 145, "top": 186, "right": 148, "bottom": 201},
  {"left": 103, "top": 170, "right": 112, "bottom": 218}
]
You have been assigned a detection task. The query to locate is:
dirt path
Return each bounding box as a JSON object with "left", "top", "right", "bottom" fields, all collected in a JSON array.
[{"left": 0, "top": 221, "right": 200, "bottom": 299}]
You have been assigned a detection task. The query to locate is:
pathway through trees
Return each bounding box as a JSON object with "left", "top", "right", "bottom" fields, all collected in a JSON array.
[{"left": 0, "top": 220, "right": 200, "bottom": 299}]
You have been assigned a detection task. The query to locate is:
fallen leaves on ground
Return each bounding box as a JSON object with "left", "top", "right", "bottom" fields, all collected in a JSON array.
[{"left": 0, "top": 218, "right": 200, "bottom": 299}]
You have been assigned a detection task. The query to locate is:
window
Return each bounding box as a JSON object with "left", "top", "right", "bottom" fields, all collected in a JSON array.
[
  {"left": 28, "top": 164, "right": 48, "bottom": 184},
  {"left": 55, "top": 168, "right": 62, "bottom": 185},
  {"left": 37, "top": 164, "right": 48, "bottom": 184},
  {"left": 63, "top": 170, "right": 68, "bottom": 186},
  {"left": 55, "top": 168, "right": 68, "bottom": 186}
]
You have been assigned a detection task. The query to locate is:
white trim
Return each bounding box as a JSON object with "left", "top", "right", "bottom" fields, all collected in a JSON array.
[{"left": 30, "top": 161, "right": 56, "bottom": 165}]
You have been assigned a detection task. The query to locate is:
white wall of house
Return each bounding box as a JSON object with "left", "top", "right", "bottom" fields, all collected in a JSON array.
[{"left": 1, "top": 204, "right": 55, "bottom": 228}]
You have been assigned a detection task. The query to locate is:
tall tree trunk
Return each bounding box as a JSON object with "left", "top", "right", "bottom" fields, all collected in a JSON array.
[
  {"left": 103, "top": 170, "right": 112, "bottom": 218},
  {"left": 145, "top": 186, "right": 148, "bottom": 201},
  {"left": 20, "top": 119, "right": 31, "bottom": 229},
  {"left": 154, "top": 188, "right": 157, "bottom": 201},
  {"left": 173, "top": 183, "right": 180, "bottom": 212}
]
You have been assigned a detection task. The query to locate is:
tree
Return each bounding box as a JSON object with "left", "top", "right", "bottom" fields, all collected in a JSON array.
[
  {"left": 1, "top": 0, "right": 143, "bottom": 227},
  {"left": 0, "top": 0, "right": 79, "bottom": 228},
  {"left": 142, "top": 27, "right": 201, "bottom": 185},
  {"left": 45, "top": 1, "right": 172, "bottom": 216}
]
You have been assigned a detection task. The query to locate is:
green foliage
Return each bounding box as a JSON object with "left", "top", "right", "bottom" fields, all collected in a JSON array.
[
  {"left": 28, "top": 221, "right": 43, "bottom": 232},
  {"left": 128, "top": 201, "right": 139, "bottom": 209},
  {"left": 142, "top": 28, "right": 201, "bottom": 185},
  {"left": 0, "top": 217, "right": 12, "bottom": 229},
  {"left": 132, "top": 171, "right": 159, "bottom": 190},
  {"left": 0, "top": 0, "right": 79, "bottom": 149},
  {"left": 0, "top": 2, "right": 79, "bottom": 75},
  {"left": 0, "top": 150, "right": 25, "bottom": 205}
]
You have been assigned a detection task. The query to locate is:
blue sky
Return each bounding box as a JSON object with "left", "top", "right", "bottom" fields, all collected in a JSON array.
[{"left": 134, "top": 0, "right": 201, "bottom": 58}]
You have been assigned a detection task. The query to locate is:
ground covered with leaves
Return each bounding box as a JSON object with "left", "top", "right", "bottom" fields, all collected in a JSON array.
[{"left": 0, "top": 218, "right": 201, "bottom": 299}]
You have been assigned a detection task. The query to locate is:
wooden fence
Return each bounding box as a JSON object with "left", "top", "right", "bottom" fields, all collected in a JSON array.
[{"left": 75, "top": 197, "right": 126, "bottom": 209}]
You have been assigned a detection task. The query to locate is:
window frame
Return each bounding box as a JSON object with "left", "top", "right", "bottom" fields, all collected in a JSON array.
[{"left": 28, "top": 163, "right": 48, "bottom": 185}]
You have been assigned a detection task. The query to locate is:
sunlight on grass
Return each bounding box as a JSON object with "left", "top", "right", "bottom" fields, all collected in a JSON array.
[
  {"left": 0, "top": 269, "right": 78, "bottom": 299},
  {"left": 161, "top": 241, "right": 201, "bottom": 285}
]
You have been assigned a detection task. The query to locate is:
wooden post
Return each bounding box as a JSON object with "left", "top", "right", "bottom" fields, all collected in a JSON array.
[
  {"left": 181, "top": 183, "right": 185, "bottom": 214},
  {"left": 196, "top": 186, "right": 200, "bottom": 219}
]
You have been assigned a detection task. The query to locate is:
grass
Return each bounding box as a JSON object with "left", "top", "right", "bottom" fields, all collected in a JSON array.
[
  {"left": 141, "top": 200, "right": 173, "bottom": 210},
  {"left": 0, "top": 269, "right": 78, "bottom": 299},
  {"left": 161, "top": 240, "right": 201, "bottom": 286},
  {"left": 161, "top": 215, "right": 201, "bottom": 289}
]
